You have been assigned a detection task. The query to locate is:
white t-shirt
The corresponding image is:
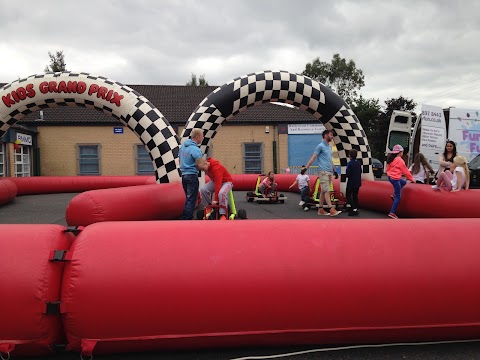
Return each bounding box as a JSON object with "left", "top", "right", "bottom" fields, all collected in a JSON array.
[
  {"left": 409, "top": 164, "right": 427, "bottom": 183},
  {"left": 296, "top": 174, "right": 310, "bottom": 190},
  {"left": 451, "top": 166, "right": 466, "bottom": 190}
]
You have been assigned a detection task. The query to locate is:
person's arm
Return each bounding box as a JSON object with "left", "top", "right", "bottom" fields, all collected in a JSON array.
[
  {"left": 305, "top": 153, "right": 317, "bottom": 169},
  {"left": 346, "top": 162, "right": 351, "bottom": 178},
  {"left": 399, "top": 161, "right": 415, "bottom": 182},
  {"left": 439, "top": 154, "right": 451, "bottom": 168},
  {"left": 212, "top": 168, "right": 224, "bottom": 202},
  {"left": 289, "top": 180, "right": 298, "bottom": 189}
]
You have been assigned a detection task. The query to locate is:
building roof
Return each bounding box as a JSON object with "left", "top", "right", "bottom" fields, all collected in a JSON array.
[{"left": 0, "top": 84, "right": 318, "bottom": 126}]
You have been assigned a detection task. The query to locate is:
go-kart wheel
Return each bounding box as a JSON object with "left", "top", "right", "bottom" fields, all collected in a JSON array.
[
  {"left": 237, "top": 209, "right": 247, "bottom": 219},
  {"left": 279, "top": 194, "right": 285, "bottom": 204},
  {"left": 246, "top": 191, "right": 254, "bottom": 202},
  {"left": 196, "top": 209, "right": 204, "bottom": 220}
]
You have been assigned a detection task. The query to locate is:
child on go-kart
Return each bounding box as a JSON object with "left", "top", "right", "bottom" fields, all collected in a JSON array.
[
  {"left": 196, "top": 157, "right": 234, "bottom": 220},
  {"left": 258, "top": 171, "right": 278, "bottom": 197}
]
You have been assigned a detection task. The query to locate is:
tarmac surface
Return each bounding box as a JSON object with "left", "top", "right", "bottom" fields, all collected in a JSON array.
[{"left": 1, "top": 190, "right": 480, "bottom": 360}]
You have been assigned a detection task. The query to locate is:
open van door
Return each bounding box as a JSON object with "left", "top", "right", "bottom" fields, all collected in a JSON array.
[{"left": 385, "top": 110, "right": 413, "bottom": 165}]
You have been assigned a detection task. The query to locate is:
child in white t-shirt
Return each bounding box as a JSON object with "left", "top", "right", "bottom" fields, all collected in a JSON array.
[{"left": 289, "top": 166, "right": 310, "bottom": 210}]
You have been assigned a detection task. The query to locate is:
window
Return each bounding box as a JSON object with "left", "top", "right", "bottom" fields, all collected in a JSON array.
[
  {"left": 243, "top": 143, "right": 262, "bottom": 174},
  {"left": 136, "top": 145, "right": 155, "bottom": 175},
  {"left": 0, "top": 144, "right": 5, "bottom": 177},
  {"left": 78, "top": 145, "right": 100, "bottom": 175},
  {"left": 14, "top": 145, "right": 31, "bottom": 177}
]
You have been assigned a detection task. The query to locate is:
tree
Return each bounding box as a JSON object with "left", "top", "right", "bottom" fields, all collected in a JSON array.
[
  {"left": 186, "top": 73, "right": 208, "bottom": 86},
  {"left": 302, "top": 54, "right": 365, "bottom": 104},
  {"left": 351, "top": 95, "right": 382, "bottom": 156},
  {"left": 44, "top": 51, "right": 66, "bottom": 72}
]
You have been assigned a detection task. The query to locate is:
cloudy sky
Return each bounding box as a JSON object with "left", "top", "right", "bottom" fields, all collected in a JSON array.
[{"left": 1, "top": 0, "right": 479, "bottom": 113}]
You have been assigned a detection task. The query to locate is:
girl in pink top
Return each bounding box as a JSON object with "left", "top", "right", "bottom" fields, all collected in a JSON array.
[{"left": 386, "top": 144, "right": 414, "bottom": 219}]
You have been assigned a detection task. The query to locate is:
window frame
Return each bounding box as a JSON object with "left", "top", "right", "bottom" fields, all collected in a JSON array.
[
  {"left": 243, "top": 142, "right": 263, "bottom": 174},
  {"left": 77, "top": 144, "right": 101, "bottom": 176},
  {"left": 135, "top": 144, "right": 155, "bottom": 175},
  {"left": 14, "top": 145, "right": 31, "bottom": 177}
]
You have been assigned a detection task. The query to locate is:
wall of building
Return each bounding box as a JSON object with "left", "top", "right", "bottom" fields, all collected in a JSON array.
[{"left": 36, "top": 124, "right": 290, "bottom": 176}]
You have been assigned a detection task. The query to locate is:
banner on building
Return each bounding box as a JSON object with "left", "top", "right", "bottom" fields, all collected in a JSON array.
[{"left": 287, "top": 123, "right": 325, "bottom": 134}]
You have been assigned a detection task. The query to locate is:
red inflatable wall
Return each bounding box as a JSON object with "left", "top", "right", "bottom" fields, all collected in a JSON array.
[
  {"left": 0, "top": 225, "right": 74, "bottom": 357},
  {"left": 65, "top": 183, "right": 185, "bottom": 226},
  {"left": 8, "top": 176, "right": 155, "bottom": 195},
  {"left": 62, "top": 220, "right": 480, "bottom": 357},
  {"left": 0, "top": 179, "right": 17, "bottom": 205}
]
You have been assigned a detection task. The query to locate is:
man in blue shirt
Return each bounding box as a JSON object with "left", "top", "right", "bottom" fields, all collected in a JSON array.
[
  {"left": 179, "top": 128, "right": 204, "bottom": 220},
  {"left": 305, "top": 129, "right": 341, "bottom": 216}
]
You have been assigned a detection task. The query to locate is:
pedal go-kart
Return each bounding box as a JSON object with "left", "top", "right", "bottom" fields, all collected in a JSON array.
[
  {"left": 197, "top": 189, "right": 247, "bottom": 220},
  {"left": 304, "top": 176, "right": 346, "bottom": 211},
  {"left": 246, "top": 175, "right": 287, "bottom": 204}
]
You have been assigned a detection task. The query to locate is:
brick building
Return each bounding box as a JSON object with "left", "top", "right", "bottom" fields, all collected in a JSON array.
[{"left": 1, "top": 84, "right": 334, "bottom": 177}]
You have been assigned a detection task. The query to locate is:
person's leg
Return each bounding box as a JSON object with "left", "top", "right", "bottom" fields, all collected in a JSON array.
[
  {"left": 389, "top": 178, "right": 402, "bottom": 215},
  {"left": 182, "top": 174, "right": 199, "bottom": 220},
  {"left": 318, "top": 172, "right": 330, "bottom": 215},
  {"left": 218, "top": 182, "right": 233, "bottom": 215},
  {"left": 258, "top": 183, "right": 266, "bottom": 196},
  {"left": 346, "top": 187, "right": 353, "bottom": 210},
  {"left": 352, "top": 188, "right": 359, "bottom": 210},
  {"left": 200, "top": 181, "right": 215, "bottom": 206},
  {"left": 300, "top": 187, "right": 309, "bottom": 202}
]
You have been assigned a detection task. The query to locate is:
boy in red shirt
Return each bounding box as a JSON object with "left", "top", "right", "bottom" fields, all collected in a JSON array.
[{"left": 196, "top": 157, "right": 234, "bottom": 220}]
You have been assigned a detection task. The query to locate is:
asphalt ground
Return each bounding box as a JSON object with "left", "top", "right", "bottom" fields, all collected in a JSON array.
[{"left": 2, "top": 191, "right": 480, "bottom": 359}]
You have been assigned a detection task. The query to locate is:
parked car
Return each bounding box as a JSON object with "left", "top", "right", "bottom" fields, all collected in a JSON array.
[
  {"left": 468, "top": 154, "right": 480, "bottom": 189},
  {"left": 372, "top": 158, "right": 384, "bottom": 179}
]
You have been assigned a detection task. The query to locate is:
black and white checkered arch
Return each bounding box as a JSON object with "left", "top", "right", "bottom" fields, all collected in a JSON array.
[
  {"left": 181, "top": 70, "right": 374, "bottom": 187},
  {"left": 0, "top": 72, "right": 180, "bottom": 183}
]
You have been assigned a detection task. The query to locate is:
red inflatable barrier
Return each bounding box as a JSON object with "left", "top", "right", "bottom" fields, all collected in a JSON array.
[
  {"left": 65, "top": 183, "right": 185, "bottom": 226},
  {"left": 0, "top": 179, "right": 17, "bottom": 205},
  {"left": 8, "top": 176, "right": 155, "bottom": 195},
  {"left": 0, "top": 225, "right": 74, "bottom": 357},
  {"left": 61, "top": 220, "right": 480, "bottom": 357}
]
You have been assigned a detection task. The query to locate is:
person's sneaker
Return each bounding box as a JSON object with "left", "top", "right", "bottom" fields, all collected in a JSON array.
[
  {"left": 431, "top": 185, "right": 439, "bottom": 190},
  {"left": 330, "top": 209, "right": 342, "bottom": 217},
  {"left": 220, "top": 215, "right": 227, "bottom": 220},
  {"left": 352, "top": 209, "right": 359, "bottom": 216},
  {"left": 388, "top": 213, "right": 398, "bottom": 219},
  {"left": 299, "top": 201, "right": 305, "bottom": 206},
  {"left": 205, "top": 208, "right": 214, "bottom": 219},
  {"left": 317, "top": 208, "right": 329, "bottom": 216},
  {"left": 304, "top": 206, "right": 309, "bottom": 211}
]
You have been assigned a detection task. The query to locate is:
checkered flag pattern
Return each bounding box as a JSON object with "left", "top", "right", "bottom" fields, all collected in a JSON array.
[
  {"left": 183, "top": 70, "right": 373, "bottom": 184},
  {"left": 0, "top": 72, "right": 180, "bottom": 183}
]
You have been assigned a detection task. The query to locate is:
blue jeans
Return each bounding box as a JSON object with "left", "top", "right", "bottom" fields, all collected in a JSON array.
[
  {"left": 182, "top": 174, "right": 199, "bottom": 220},
  {"left": 389, "top": 177, "right": 406, "bottom": 214},
  {"left": 300, "top": 187, "right": 309, "bottom": 202}
]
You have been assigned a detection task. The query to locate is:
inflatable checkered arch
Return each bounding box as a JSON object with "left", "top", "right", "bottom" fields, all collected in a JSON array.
[
  {"left": 182, "top": 70, "right": 374, "bottom": 186},
  {"left": 0, "top": 72, "right": 180, "bottom": 183}
]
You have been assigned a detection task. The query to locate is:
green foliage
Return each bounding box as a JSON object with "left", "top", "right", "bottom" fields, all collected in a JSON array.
[
  {"left": 186, "top": 73, "right": 209, "bottom": 86},
  {"left": 44, "top": 51, "right": 66, "bottom": 72},
  {"left": 302, "top": 54, "right": 365, "bottom": 104}
]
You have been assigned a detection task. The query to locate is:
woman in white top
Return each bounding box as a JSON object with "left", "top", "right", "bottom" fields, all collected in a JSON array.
[
  {"left": 409, "top": 153, "right": 435, "bottom": 184},
  {"left": 432, "top": 155, "right": 470, "bottom": 191}
]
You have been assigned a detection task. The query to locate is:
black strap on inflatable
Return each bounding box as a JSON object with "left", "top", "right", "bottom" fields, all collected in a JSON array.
[
  {"left": 49, "top": 250, "right": 71, "bottom": 262},
  {"left": 51, "top": 344, "right": 67, "bottom": 352},
  {"left": 45, "top": 301, "right": 61, "bottom": 315},
  {"left": 63, "top": 226, "right": 83, "bottom": 236}
]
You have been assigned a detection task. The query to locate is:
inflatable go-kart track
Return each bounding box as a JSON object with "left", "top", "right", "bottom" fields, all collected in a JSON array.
[{"left": 1, "top": 71, "right": 480, "bottom": 359}]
